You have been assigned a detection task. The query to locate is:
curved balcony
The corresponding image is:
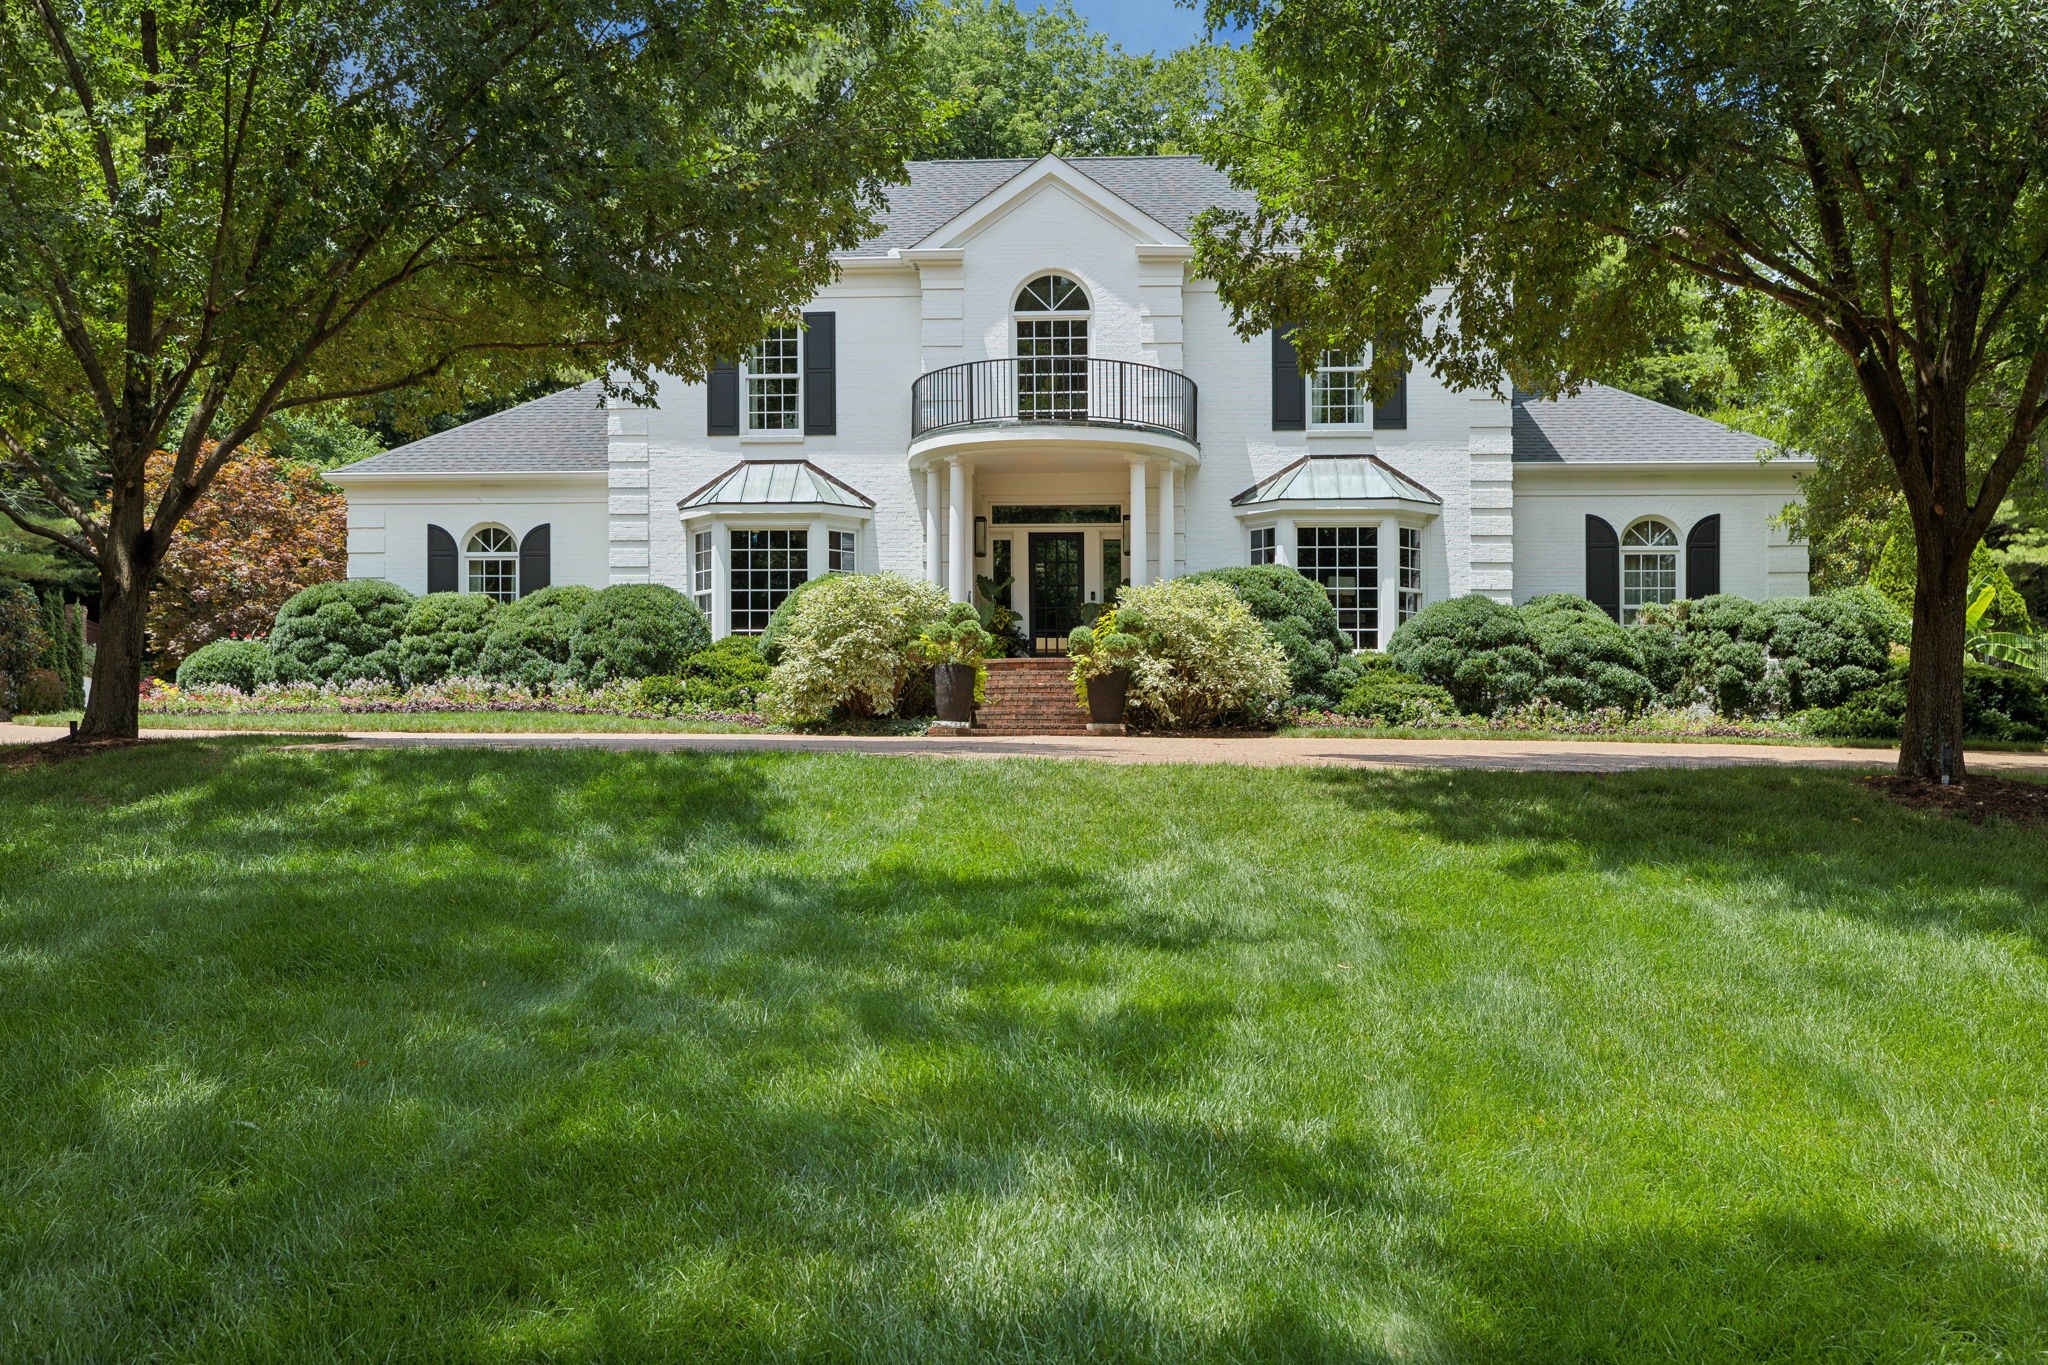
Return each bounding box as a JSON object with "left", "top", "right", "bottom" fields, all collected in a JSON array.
[{"left": 911, "top": 358, "right": 1199, "bottom": 447}]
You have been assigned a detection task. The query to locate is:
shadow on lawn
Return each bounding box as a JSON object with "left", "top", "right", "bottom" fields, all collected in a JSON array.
[
  {"left": 6, "top": 745, "right": 2046, "bottom": 1361},
  {"left": 1309, "top": 764, "right": 2048, "bottom": 952}
]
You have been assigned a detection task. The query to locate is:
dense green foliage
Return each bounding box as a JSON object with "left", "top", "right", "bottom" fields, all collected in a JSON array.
[
  {"left": 0, "top": 0, "right": 933, "bottom": 737},
  {"left": 1386, "top": 595, "right": 1543, "bottom": 715},
  {"left": 1871, "top": 506, "right": 2033, "bottom": 631},
  {"left": 0, "top": 583, "right": 45, "bottom": 713},
  {"left": 1521, "top": 595, "right": 1657, "bottom": 715},
  {"left": 1181, "top": 564, "right": 1360, "bottom": 704},
  {"left": 759, "top": 573, "right": 841, "bottom": 666},
  {"left": 764, "top": 573, "right": 948, "bottom": 723},
  {"left": 1107, "top": 579, "right": 1293, "bottom": 728},
  {"left": 6, "top": 745, "right": 2048, "bottom": 1359},
  {"left": 34, "top": 591, "right": 85, "bottom": 709},
  {"left": 640, "top": 636, "right": 772, "bottom": 712},
  {"left": 175, "top": 639, "right": 277, "bottom": 693},
  {"left": 1809, "top": 662, "right": 2048, "bottom": 743},
  {"left": 568, "top": 585, "right": 712, "bottom": 686},
  {"left": 392, "top": 593, "right": 499, "bottom": 685},
  {"left": 1641, "top": 592, "right": 1895, "bottom": 717},
  {"left": 266, "top": 580, "right": 416, "bottom": 684},
  {"left": 1196, "top": 0, "right": 2048, "bottom": 778},
  {"left": 1334, "top": 669, "right": 1457, "bottom": 725},
  {"left": 475, "top": 585, "right": 598, "bottom": 691}
]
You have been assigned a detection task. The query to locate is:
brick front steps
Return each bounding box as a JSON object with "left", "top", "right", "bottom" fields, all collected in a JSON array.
[{"left": 960, "top": 657, "right": 1091, "bottom": 736}]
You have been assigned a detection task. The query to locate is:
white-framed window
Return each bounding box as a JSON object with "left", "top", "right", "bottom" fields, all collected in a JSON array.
[
  {"left": 742, "top": 325, "right": 802, "bottom": 433},
  {"left": 1308, "top": 351, "right": 1368, "bottom": 427},
  {"left": 1015, "top": 273, "right": 1090, "bottom": 421},
  {"left": 1298, "top": 525, "right": 1379, "bottom": 648},
  {"left": 465, "top": 526, "right": 518, "bottom": 602},
  {"left": 731, "top": 529, "right": 807, "bottom": 634},
  {"left": 1621, "top": 518, "right": 1680, "bottom": 622},
  {"left": 1399, "top": 527, "right": 1422, "bottom": 624},
  {"left": 1250, "top": 527, "right": 1277, "bottom": 566},
  {"left": 692, "top": 531, "right": 713, "bottom": 616},
  {"left": 829, "top": 529, "right": 857, "bottom": 573}
]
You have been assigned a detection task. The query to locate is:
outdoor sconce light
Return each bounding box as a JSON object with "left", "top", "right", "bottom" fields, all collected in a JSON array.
[{"left": 974, "top": 516, "right": 988, "bottom": 556}]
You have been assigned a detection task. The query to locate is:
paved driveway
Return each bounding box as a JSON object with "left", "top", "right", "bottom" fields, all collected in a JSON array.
[{"left": 9, "top": 722, "right": 2045, "bottom": 774}]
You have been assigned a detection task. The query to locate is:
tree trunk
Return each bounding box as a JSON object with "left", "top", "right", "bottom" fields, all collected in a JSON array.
[
  {"left": 1897, "top": 531, "right": 1971, "bottom": 782},
  {"left": 78, "top": 574, "right": 149, "bottom": 739}
]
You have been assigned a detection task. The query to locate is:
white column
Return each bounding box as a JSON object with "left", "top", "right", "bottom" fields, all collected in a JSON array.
[
  {"left": 709, "top": 518, "right": 731, "bottom": 639},
  {"left": 924, "top": 463, "right": 944, "bottom": 587},
  {"left": 1128, "top": 459, "right": 1150, "bottom": 587},
  {"left": 948, "top": 458, "right": 969, "bottom": 602},
  {"left": 1158, "top": 463, "right": 1176, "bottom": 580},
  {"left": 806, "top": 522, "right": 829, "bottom": 584},
  {"left": 1275, "top": 516, "right": 1296, "bottom": 568},
  {"left": 964, "top": 462, "right": 978, "bottom": 583},
  {"left": 1377, "top": 516, "right": 1403, "bottom": 650}
]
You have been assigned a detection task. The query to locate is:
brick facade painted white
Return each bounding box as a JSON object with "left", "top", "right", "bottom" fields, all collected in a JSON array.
[{"left": 340, "top": 160, "right": 1810, "bottom": 628}]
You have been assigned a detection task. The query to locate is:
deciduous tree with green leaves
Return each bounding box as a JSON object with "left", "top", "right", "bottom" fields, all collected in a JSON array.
[
  {"left": 1197, "top": 0, "right": 2048, "bottom": 780},
  {"left": 0, "top": 0, "right": 930, "bottom": 737}
]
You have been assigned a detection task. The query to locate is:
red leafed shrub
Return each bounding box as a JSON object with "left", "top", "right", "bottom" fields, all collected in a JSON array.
[{"left": 138, "top": 448, "right": 347, "bottom": 669}]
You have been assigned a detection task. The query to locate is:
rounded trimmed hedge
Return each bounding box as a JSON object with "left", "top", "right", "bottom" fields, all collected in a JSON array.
[
  {"left": 1385, "top": 594, "right": 1542, "bottom": 716},
  {"left": 267, "top": 579, "right": 415, "bottom": 683},
  {"left": 176, "top": 638, "right": 276, "bottom": 692},
  {"left": 477, "top": 584, "right": 596, "bottom": 690},
  {"left": 394, "top": 592, "right": 498, "bottom": 684},
  {"left": 1521, "top": 594, "right": 1656, "bottom": 714},
  {"left": 569, "top": 583, "right": 711, "bottom": 685}
]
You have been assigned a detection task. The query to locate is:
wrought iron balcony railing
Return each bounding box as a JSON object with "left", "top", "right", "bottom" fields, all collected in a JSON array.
[{"left": 911, "top": 357, "right": 1198, "bottom": 444}]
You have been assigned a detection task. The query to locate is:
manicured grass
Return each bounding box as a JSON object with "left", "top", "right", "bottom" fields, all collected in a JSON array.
[
  {"left": 16, "top": 710, "right": 771, "bottom": 735},
  {"left": 3, "top": 742, "right": 2046, "bottom": 1361}
]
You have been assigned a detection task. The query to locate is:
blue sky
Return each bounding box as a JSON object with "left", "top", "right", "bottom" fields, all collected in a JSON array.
[{"left": 1067, "top": 0, "right": 1238, "bottom": 53}]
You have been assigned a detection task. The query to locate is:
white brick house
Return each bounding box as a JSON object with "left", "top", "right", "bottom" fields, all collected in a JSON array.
[{"left": 330, "top": 154, "right": 1811, "bottom": 647}]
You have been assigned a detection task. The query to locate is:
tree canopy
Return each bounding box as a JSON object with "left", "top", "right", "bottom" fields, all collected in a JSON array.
[
  {"left": 1196, "top": 0, "right": 2048, "bottom": 779},
  {"left": 0, "top": 0, "right": 933, "bottom": 735}
]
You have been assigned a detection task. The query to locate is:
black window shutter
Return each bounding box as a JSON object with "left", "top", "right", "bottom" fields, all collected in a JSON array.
[
  {"left": 1585, "top": 515, "right": 1620, "bottom": 620},
  {"left": 519, "top": 523, "right": 552, "bottom": 597},
  {"left": 803, "top": 311, "right": 836, "bottom": 436},
  {"left": 427, "top": 523, "right": 457, "bottom": 594},
  {"left": 1271, "top": 327, "right": 1305, "bottom": 430},
  {"left": 1374, "top": 365, "right": 1409, "bottom": 430},
  {"left": 1686, "top": 515, "right": 1721, "bottom": 599},
  {"left": 707, "top": 361, "right": 739, "bottom": 436}
]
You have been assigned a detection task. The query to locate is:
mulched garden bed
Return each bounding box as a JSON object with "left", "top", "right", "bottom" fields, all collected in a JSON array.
[
  {"left": 1865, "top": 773, "right": 2048, "bottom": 828},
  {"left": 1, "top": 735, "right": 155, "bottom": 772}
]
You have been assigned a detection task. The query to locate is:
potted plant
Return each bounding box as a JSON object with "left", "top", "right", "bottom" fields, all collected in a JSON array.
[
  {"left": 1067, "top": 606, "right": 1147, "bottom": 733},
  {"left": 915, "top": 603, "right": 997, "bottom": 727}
]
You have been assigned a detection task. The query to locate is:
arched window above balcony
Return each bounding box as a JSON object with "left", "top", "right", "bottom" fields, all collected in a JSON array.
[{"left": 1014, "top": 274, "right": 1089, "bottom": 420}]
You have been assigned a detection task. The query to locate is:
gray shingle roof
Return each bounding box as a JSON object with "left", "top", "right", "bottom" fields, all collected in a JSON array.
[
  {"left": 847, "top": 155, "right": 1257, "bottom": 256},
  {"left": 329, "top": 381, "right": 607, "bottom": 478},
  {"left": 1233, "top": 454, "right": 1442, "bottom": 507},
  {"left": 1513, "top": 383, "right": 1786, "bottom": 464}
]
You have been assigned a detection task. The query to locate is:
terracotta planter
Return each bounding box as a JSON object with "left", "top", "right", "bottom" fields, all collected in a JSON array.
[
  {"left": 1085, "top": 667, "right": 1130, "bottom": 727},
  {"left": 933, "top": 662, "right": 977, "bottom": 724}
]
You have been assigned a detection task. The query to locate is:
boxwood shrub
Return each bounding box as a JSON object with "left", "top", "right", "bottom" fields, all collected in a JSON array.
[
  {"left": 176, "top": 638, "right": 276, "bottom": 692},
  {"left": 1807, "top": 661, "right": 2048, "bottom": 742},
  {"left": 1385, "top": 594, "right": 1541, "bottom": 716},
  {"left": 1643, "top": 590, "right": 1893, "bottom": 716},
  {"left": 267, "top": 579, "right": 415, "bottom": 683},
  {"left": 569, "top": 583, "right": 711, "bottom": 684},
  {"left": 1181, "top": 564, "right": 1356, "bottom": 703},
  {"left": 393, "top": 592, "right": 498, "bottom": 684},
  {"left": 477, "top": 584, "right": 596, "bottom": 690},
  {"left": 641, "top": 635, "right": 772, "bottom": 711},
  {"left": 1521, "top": 594, "right": 1656, "bottom": 714},
  {"left": 1335, "top": 670, "right": 1458, "bottom": 726}
]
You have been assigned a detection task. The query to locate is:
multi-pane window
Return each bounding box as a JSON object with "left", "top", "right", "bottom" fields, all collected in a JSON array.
[
  {"left": 465, "top": 526, "right": 518, "bottom": 602},
  {"left": 829, "top": 529, "right": 857, "bottom": 573},
  {"left": 1102, "top": 537, "right": 1123, "bottom": 590},
  {"left": 1621, "top": 519, "right": 1680, "bottom": 622},
  {"left": 730, "top": 529, "right": 807, "bottom": 634},
  {"left": 742, "top": 325, "right": 802, "bottom": 433},
  {"left": 1015, "top": 273, "right": 1089, "bottom": 421},
  {"left": 1250, "top": 527, "right": 1277, "bottom": 566},
  {"left": 692, "top": 531, "right": 713, "bottom": 616},
  {"left": 1399, "top": 527, "right": 1423, "bottom": 625},
  {"left": 1309, "top": 351, "right": 1368, "bottom": 426},
  {"left": 1297, "top": 525, "right": 1379, "bottom": 648},
  {"left": 991, "top": 540, "right": 1014, "bottom": 606}
]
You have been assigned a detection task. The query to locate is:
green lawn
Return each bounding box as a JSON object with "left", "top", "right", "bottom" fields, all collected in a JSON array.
[{"left": 3, "top": 742, "right": 2045, "bottom": 1361}]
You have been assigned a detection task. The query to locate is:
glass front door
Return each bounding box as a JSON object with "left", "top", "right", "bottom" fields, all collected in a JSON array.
[{"left": 1028, "top": 532, "right": 1086, "bottom": 655}]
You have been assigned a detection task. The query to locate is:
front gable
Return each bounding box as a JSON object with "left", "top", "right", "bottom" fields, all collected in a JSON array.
[{"left": 911, "top": 155, "right": 1187, "bottom": 252}]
